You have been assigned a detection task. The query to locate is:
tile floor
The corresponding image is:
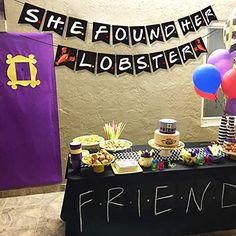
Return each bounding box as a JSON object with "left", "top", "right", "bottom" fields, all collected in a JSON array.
[{"left": 0, "top": 191, "right": 235, "bottom": 236}]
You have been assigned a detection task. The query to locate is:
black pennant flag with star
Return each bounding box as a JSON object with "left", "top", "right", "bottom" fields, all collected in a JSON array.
[
  {"left": 92, "top": 22, "right": 111, "bottom": 44},
  {"left": 97, "top": 53, "right": 115, "bottom": 74},
  {"left": 116, "top": 55, "right": 134, "bottom": 75},
  {"left": 18, "top": 3, "right": 45, "bottom": 30},
  {"left": 76, "top": 50, "right": 97, "bottom": 74},
  {"left": 201, "top": 6, "right": 218, "bottom": 25},
  {"left": 161, "top": 21, "right": 179, "bottom": 41},
  {"left": 133, "top": 54, "right": 151, "bottom": 74},
  {"left": 112, "top": 25, "right": 129, "bottom": 45},
  {"left": 130, "top": 26, "right": 148, "bottom": 45},
  {"left": 146, "top": 24, "right": 164, "bottom": 44},
  {"left": 164, "top": 48, "right": 182, "bottom": 68},
  {"left": 149, "top": 52, "right": 167, "bottom": 72},
  {"left": 178, "top": 43, "right": 196, "bottom": 63},
  {"left": 190, "top": 11, "right": 206, "bottom": 31},
  {"left": 66, "top": 17, "right": 87, "bottom": 41},
  {"left": 42, "top": 11, "right": 66, "bottom": 36},
  {"left": 178, "top": 16, "right": 195, "bottom": 36}
]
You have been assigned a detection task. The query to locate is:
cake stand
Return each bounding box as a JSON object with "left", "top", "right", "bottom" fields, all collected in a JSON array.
[{"left": 148, "top": 139, "right": 185, "bottom": 157}]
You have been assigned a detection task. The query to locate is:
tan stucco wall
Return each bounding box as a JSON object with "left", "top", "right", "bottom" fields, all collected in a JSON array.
[{"left": 0, "top": 0, "right": 234, "bottom": 197}]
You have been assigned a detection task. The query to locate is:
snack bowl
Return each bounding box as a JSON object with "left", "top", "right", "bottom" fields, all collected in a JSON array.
[
  {"left": 82, "top": 149, "right": 115, "bottom": 173},
  {"left": 138, "top": 157, "right": 153, "bottom": 168},
  {"left": 138, "top": 150, "right": 154, "bottom": 168}
]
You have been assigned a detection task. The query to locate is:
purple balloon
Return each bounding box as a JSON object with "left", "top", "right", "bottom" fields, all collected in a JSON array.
[
  {"left": 207, "top": 49, "right": 233, "bottom": 77},
  {"left": 225, "top": 98, "right": 236, "bottom": 115}
]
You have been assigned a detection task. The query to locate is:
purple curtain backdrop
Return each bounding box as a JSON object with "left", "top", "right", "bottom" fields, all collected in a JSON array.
[{"left": 0, "top": 32, "right": 62, "bottom": 190}]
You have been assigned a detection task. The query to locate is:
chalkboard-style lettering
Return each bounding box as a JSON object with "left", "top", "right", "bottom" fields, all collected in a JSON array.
[
  {"left": 221, "top": 183, "right": 236, "bottom": 209},
  {"left": 154, "top": 186, "right": 174, "bottom": 216},
  {"left": 79, "top": 190, "right": 94, "bottom": 232},
  {"left": 186, "top": 182, "right": 211, "bottom": 214},
  {"left": 107, "top": 187, "right": 124, "bottom": 223}
]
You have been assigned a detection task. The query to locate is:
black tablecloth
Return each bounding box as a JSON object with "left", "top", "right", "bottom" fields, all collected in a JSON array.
[{"left": 61, "top": 142, "right": 236, "bottom": 236}]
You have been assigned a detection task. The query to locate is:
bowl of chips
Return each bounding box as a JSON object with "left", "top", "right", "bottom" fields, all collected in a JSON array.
[
  {"left": 82, "top": 149, "right": 115, "bottom": 173},
  {"left": 73, "top": 134, "right": 104, "bottom": 149},
  {"left": 99, "top": 139, "right": 132, "bottom": 152}
]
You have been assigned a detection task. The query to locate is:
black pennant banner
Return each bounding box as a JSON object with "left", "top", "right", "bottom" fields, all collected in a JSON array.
[
  {"left": 161, "top": 21, "right": 179, "bottom": 41},
  {"left": 146, "top": 24, "right": 164, "bottom": 44},
  {"left": 191, "top": 37, "right": 207, "bottom": 58},
  {"left": 178, "top": 43, "right": 195, "bottom": 63},
  {"left": 92, "top": 22, "right": 110, "bottom": 44},
  {"left": 201, "top": 6, "right": 218, "bottom": 25},
  {"left": 97, "top": 53, "right": 115, "bottom": 74},
  {"left": 165, "top": 48, "right": 182, "bottom": 68},
  {"left": 18, "top": 3, "right": 45, "bottom": 30},
  {"left": 116, "top": 55, "right": 134, "bottom": 75},
  {"left": 149, "top": 52, "right": 167, "bottom": 72},
  {"left": 112, "top": 25, "right": 129, "bottom": 45},
  {"left": 133, "top": 54, "right": 151, "bottom": 74},
  {"left": 76, "top": 50, "right": 97, "bottom": 73},
  {"left": 66, "top": 17, "right": 87, "bottom": 41},
  {"left": 178, "top": 16, "right": 195, "bottom": 36},
  {"left": 55, "top": 36, "right": 207, "bottom": 74},
  {"left": 42, "top": 11, "right": 66, "bottom": 36},
  {"left": 18, "top": 4, "right": 217, "bottom": 44},
  {"left": 190, "top": 11, "right": 206, "bottom": 31},
  {"left": 130, "top": 26, "right": 148, "bottom": 45},
  {"left": 55, "top": 45, "right": 77, "bottom": 70}
]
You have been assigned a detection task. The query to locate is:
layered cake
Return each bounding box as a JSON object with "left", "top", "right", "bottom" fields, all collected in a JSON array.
[
  {"left": 154, "top": 119, "right": 180, "bottom": 147},
  {"left": 114, "top": 159, "right": 139, "bottom": 173}
]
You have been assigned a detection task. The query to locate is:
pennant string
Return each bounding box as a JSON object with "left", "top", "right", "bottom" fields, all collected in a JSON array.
[{"left": 16, "top": 30, "right": 218, "bottom": 50}]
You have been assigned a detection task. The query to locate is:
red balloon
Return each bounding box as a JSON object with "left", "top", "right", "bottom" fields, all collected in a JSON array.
[
  {"left": 194, "top": 86, "right": 217, "bottom": 101},
  {"left": 222, "top": 68, "right": 236, "bottom": 98}
]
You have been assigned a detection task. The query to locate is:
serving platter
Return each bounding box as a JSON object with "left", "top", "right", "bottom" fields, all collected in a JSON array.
[
  {"left": 148, "top": 139, "right": 185, "bottom": 150},
  {"left": 99, "top": 139, "right": 133, "bottom": 152},
  {"left": 82, "top": 149, "right": 115, "bottom": 173},
  {"left": 73, "top": 135, "right": 104, "bottom": 147}
]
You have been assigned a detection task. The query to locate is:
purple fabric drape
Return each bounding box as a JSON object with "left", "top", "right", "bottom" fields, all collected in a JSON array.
[{"left": 0, "top": 32, "right": 62, "bottom": 190}]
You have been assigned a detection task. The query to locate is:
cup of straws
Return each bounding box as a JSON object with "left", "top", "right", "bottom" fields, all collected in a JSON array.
[{"left": 103, "top": 121, "right": 126, "bottom": 140}]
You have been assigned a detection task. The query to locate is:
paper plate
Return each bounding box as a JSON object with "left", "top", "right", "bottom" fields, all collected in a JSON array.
[
  {"left": 73, "top": 135, "right": 104, "bottom": 147},
  {"left": 99, "top": 139, "right": 133, "bottom": 152},
  {"left": 148, "top": 139, "right": 185, "bottom": 150}
]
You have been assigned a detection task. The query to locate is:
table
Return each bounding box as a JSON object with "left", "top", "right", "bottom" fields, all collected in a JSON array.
[{"left": 60, "top": 142, "right": 236, "bottom": 236}]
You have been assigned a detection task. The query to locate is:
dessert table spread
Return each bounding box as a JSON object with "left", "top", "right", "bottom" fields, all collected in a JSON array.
[{"left": 60, "top": 142, "right": 236, "bottom": 236}]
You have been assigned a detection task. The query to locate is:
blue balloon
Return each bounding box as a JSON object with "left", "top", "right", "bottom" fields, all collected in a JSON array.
[{"left": 193, "top": 64, "right": 222, "bottom": 94}]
